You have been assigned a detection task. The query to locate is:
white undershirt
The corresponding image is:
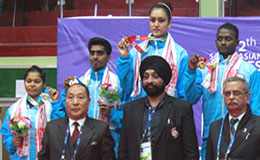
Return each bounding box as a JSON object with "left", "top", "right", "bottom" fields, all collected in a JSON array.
[{"left": 68, "top": 117, "right": 86, "bottom": 136}]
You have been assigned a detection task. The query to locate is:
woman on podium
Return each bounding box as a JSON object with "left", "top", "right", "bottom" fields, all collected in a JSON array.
[
  {"left": 0, "top": 65, "right": 64, "bottom": 160},
  {"left": 117, "top": 2, "right": 189, "bottom": 102}
]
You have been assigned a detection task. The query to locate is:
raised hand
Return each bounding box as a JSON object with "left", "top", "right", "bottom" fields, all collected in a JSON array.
[
  {"left": 47, "top": 87, "right": 59, "bottom": 102},
  {"left": 117, "top": 37, "right": 130, "bottom": 57},
  {"left": 64, "top": 76, "right": 75, "bottom": 90},
  {"left": 188, "top": 53, "right": 202, "bottom": 70}
]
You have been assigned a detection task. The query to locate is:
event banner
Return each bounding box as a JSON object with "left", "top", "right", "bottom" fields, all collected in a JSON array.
[{"left": 57, "top": 16, "right": 260, "bottom": 145}]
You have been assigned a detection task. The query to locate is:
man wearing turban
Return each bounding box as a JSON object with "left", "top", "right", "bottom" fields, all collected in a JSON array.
[{"left": 118, "top": 56, "right": 199, "bottom": 160}]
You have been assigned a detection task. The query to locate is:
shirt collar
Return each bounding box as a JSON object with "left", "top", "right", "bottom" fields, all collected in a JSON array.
[
  {"left": 90, "top": 67, "right": 107, "bottom": 80},
  {"left": 149, "top": 34, "right": 168, "bottom": 49},
  {"left": 219, "top": 52, "right": 234, "bottom": 63},
  {"left": 69, "top": 117, "right": 86, "bottom": 127},
  {"left": 229, "top": 111, "right": 246, "bottom": 122},
  {"left": 26, "top": 94, "right": 43, "bottom": 108},
  {"left": 145, "top": 94, "right": 166, "bottom": 109}
]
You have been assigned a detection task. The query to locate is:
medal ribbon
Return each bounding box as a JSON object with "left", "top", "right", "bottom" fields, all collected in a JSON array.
[
  {"left": 27, "top": 95, "right": 43, "bottom": 107},
  {"left": 216, "top": 113, "right": 236, "bottom": 160},
  {"left": 60, "top": 123, "right": 84, "bottom": 160},
  {"left": 125, "top": 36, "right": 166, "bottom": 54},
  {"left": 207, "top": 55, "right": 232, "bottom": 69}
]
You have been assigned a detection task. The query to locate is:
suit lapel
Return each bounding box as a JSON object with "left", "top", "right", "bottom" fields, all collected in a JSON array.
[
  {"left": 153, "top": 95, "right": 172, "bottom": 144},
  {"left": 55, "top": 118, "right": 73, "bottom": 159},
  {"left": 75, "top": 118, "right": 95, "bottom": 158},
  {"left": 222, "top": 116, "right": 231, "bottom": 149},
  {"left": 57, "top": 118, "right": 69, "bottom": 149},
  {"left": 230, "top": 107, "right": 254, "bottom": 152},
  {"left": 135, "top": 99, "right": 145, "bottom": 144}
]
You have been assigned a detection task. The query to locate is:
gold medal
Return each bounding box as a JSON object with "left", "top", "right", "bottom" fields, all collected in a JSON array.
[
  {"left": 197, "top": 57, "right": 208, "bottom": 70},
  {"left": 124, "top": 40, "right": 130, "bottom": 48}
]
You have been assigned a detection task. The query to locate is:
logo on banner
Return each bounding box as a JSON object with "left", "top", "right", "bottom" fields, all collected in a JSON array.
[{"left": 238, "top": 37, "right": 260, "bottom": 71}]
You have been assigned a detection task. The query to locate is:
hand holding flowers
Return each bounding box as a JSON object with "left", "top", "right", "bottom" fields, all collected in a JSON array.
[
  {"left": 98, "top": 83, "right": 120, "bottom": 123},
  {"left": 10, "top": 113, "right": 31, "bottom": 136},
  {"left": 13, "top": 135, "right": 24, "bottom": 147},
  {"left": 98, "top": 83, "right": 120, "bottom": 107}
]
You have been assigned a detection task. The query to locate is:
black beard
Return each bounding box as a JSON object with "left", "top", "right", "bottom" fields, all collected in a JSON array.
[{"left": 143, "top": 83, "right": 165, "bottom": 97}]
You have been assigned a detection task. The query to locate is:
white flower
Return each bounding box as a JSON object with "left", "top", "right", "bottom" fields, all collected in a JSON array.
[{"left": 17, "top": 121, "right": 26, "bottom": 129}]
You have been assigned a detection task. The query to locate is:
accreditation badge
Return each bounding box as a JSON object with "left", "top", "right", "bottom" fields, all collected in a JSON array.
[{"left": 140, "top": 141, "right": 152, "bottom": 160}]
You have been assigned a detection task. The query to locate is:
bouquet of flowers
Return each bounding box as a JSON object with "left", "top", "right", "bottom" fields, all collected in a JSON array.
[
  {"left": 98, "top": 83, "right": 120, "bottom": 122},
  {"left": 10, "top": 113, "right": 31, "bottom": 136}
]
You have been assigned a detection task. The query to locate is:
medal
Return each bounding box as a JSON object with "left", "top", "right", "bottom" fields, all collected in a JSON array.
[
  {"left": 69, "top": 78, "right": 79, "bottom": 86},
  {"left": 41, "top": 93, "right": 50, "bottom": 102},
  {"left": 197, "top": 57, "right": 208, "bottom": 70}
]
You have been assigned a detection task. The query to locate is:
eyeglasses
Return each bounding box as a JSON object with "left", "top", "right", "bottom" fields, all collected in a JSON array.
[{"left": 223, "top": 90, "right": 247, "bottom": 97}]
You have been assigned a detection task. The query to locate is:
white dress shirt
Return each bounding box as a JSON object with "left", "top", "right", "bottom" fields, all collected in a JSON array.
[{"left": 68, "top": 117, "right": 86, "bottom": 136}]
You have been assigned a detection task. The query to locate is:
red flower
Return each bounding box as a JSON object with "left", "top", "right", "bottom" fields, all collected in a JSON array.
[{"left": 101, "top": 83, "right": 110, "bottom": 88}]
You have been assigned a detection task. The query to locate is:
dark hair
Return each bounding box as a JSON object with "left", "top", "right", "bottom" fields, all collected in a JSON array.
[
  {"left": 217, "top": 23, "right": 239, "bottom": 40},
  {"left": 149, "top": 2, "right": 173, "bottom": 21},
  {"left": 24, "top": 65, "right": 46, "bottom": 84},
  {"left": 66, "top": 83, "right": 90, "bottom": 98},
  {"left": 223, "top": 76, "right": 249, "bottom": 93},
  {"left": 88, "top": 37, "right": 112, "bottom": 55}
]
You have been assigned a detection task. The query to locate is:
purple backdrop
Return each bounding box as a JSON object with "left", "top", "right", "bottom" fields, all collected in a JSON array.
[{"left": 57, "top": 16, "right": 260, "bottom": 146}]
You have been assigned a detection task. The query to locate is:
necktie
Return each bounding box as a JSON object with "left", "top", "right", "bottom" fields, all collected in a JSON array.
[
  {"left": 72, "top": 122, "right": 79, "bottom": 144},
  {"left": 230, "top": 118, "right": 239, "bottom": 138}
]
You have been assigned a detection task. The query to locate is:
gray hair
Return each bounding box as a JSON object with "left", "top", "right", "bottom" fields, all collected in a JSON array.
[{"left": 223, "top": 76, "right": 250, "bottom": 93}]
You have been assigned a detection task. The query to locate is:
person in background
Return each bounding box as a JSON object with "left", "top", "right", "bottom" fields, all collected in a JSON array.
[
  {"left": 184, "top": 22, "right": 260, "bottom": 159},
  {"left": 206, "top": 76, "right": 260, "bottom": 159},
  {"left": 0, "top": 65, "right": 64, "bottom": 160},
  {"left": 61, "top": 37, "right": 123, "bottom": 155},
  {"left": 117, "top": 2, "right": 189, "bottom": 102},
  {"left": 38, "top": 83, "right": 116, "bottom": 160},
  {"left": 118, "top": 56, "right": 199, "bottom": 160}
]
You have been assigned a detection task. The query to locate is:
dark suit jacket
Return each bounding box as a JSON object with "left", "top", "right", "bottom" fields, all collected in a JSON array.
[
  {"left": 118, "top": 94, "right": 199, "bottom": 160},
  {"left": 38, "top": 117, "right": 116, "bottom": 160},
  {"left": 206, "top": 106, "right": 260, "bottom": 160}
]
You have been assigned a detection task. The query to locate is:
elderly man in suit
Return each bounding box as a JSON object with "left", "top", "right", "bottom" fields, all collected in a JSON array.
[
  {"left": 38, "top": 83, "right": 116, "bottom": 160},
  {"left": 118, "top": 56, "right": 199, "bottom": 160},
  {"left": 206, "top": 76, "right": 260, "bottom": 159}
]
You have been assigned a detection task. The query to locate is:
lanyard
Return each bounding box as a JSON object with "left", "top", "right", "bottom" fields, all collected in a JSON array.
[
  {"left": 125, "top": 36, "right": 166, "bottom": 54},
  {"left": 60, "top": 123, "right": 83, "bottom": 160},
  {"left": 142, "top": 97, "right": 165, "bottom": 141},
  {"left": 142, "top": 106, "right": 156, "bottom": 141},
  {"left": 216, "top": 113, "right": 235, "bottom": 160}
]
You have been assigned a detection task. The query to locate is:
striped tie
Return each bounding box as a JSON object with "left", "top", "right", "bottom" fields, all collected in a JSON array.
[{"left": 230, "top": 118, "right": 239, "bottom": 138}]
